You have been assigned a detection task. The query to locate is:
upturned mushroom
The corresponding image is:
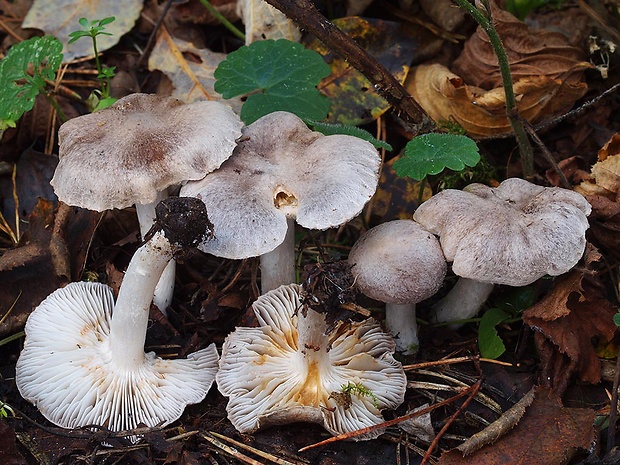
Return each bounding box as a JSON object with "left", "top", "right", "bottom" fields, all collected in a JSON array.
[
  {"left": 413, "top": 178, "right": 591, "bottom": 324},
  {"left": 51, "top": 93, "right": 242, "bottom": 313},
  {"left": 348, "top": 220, "right": 447, "bottom": 354},
  {"left": 216, "top": 283, "right": 406, "bottom": 439},
  {"left": 16, "top": 197, "right": 219, "bottom": 435},
  {"left": 180, "top": 111, "right": 381, "bottom": 293}
]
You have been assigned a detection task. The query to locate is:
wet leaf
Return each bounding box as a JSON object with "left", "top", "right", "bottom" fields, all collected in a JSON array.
[
  {"left": 306, "top": 17, "right": 417, "bottom": 125},
  {"left": 438, "top": 387, "right": 595, "bottom": 465},
  {"left": 453, "top": 2, "right": 589, "bottom": 90},
  {"left": 23, "top": 0, "right": 142, "bottom": 62},
  {"left": 393, "top": 133, "right": 480, "bottom": 181},
  {"left": 406, "top": 63, "right": 589, "bottom": 138},
  {"left": 523, "top": 269, "right": 617, "bottom": 385}
]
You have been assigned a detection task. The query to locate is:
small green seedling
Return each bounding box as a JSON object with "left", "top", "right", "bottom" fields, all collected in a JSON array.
[
  {"left": 479, "top": 286, "right": 535, "bottom": 359},
  {"left": 215, "top": 39, "right": 331, "bottom": 124},
  {"left": 0, "top": 401, "right": 14, "bottom": 419},
  {"left": 393, "top": 133, "right": 481, "bottom": 182},
  {"left": 341, "top": 381, "right": 379, "bottom": 408},
  {"left": 68, "top": 17, "right": 117, "bottom": 111},
  {"left": 0, "top": 35, "right": 63, "bottom": 130}
]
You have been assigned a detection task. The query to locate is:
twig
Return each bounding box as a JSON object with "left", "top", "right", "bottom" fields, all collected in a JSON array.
[
  {"left": 137, "top": 0, "right": 176, "bottom": 69},
  {"left": 298, "top": 386, "right": 474, "bottom": 452},
  {"left": 521, "top": 120, "right": 571, "bottom": 189},
  {"left": 403, "top": 355, "right": 513, "bottom": 371},
  {"left": 420, "top": 379, "right": 482, "bottom": 465},
  {"left": 263, "top": 0, "right": 434, "bottom": 134},
  {"left": 607, "top": 350, "right": 620, "bottom": 453},
  {"left": 209, "top": 431, "right": 306, "bottom": 465},
  {"left": 201, "top": 432, "right": 265, "bottom": 465}
]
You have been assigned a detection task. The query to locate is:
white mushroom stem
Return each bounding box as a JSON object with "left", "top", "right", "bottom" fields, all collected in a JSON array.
[
  {"left": 260, "top": 217, "right": 296, "bottom": 294},
  {"left": 431, "top": 278, "right": 495, "bottom": 326},
  {"left": 135, "top": 191, "right": 175, "bottom": 315},
  {"left": 109, "top": 231, "right": 173, "bottom": 368},
  {"left": 385, "top": 303, "right": 419, "bottom": 355}
]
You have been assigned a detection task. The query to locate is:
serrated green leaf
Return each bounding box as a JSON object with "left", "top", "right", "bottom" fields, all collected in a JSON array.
[
  {"left": 215, "top": 39, "right": 331, "bottom": 124},
  {"left": 306, "top": 120, "right": 392, "bottom": 150},
  {"left": 479, "top": 307, "right": 510, "bottom": 359},
  {"left": 0, "top": 36, "right": 63, "bottom": 126},
  {"left": 393, "top": 133, "right": 481, "bottom": 181}
]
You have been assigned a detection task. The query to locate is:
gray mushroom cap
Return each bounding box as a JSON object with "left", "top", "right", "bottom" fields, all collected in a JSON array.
[
  {"left": 413, "top": 178, "right": 592, "bottom": 286},
  {"left": 216, "top": 284, "right": 406, "bottom": 439},
  {"left": 349, "top": 220, "right": 447, "bottom": 305},
  {"left": 51, "top": 93, "right": 242, "bottom": 212},
  {"left": 180, "top": 111, "right": 381, "bottom": 259}
]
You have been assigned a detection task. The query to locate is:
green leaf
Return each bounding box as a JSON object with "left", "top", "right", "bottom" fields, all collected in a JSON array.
[
  {"left": 613, "top": 312, "right": 620, "bottom": 327},
  {"left": 215, "top": 39, "right": 331, "bottom": 124},
  {"left": 78, "top": 17, "right": 89, "bottom": 28},
  {"left": 478, "top": 307, "right": 510, "bottom": 359},
  {"left": 0, "top": 36, "right": 63, "bottom": 129},
  {"left": 306, "top": 120, "right": 393, "bottom": 150},
  {"left": 98, "top": 17, "right": 116, "bottom": 27},
  {"left": 493, "top": 286, "right": 536, "bottom": 315},
  {"left": 393, "top": 133, "right": 481, "bottom": 181}
]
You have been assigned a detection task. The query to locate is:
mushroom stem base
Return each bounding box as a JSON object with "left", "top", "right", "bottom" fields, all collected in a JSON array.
[
  {"left": 385, "top": 303, "right": 418, "bottom": 354},
  {"left": 431, "top": 278, "right": 495, "bottom": 327},
  {"left": 260, "top": 217, "right": 296, "bottom": 293}
]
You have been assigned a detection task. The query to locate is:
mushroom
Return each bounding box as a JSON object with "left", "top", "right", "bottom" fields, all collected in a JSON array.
[
  {"left": 180, "top": 111, "right": 381, "bottom": 294},
  {"left": 51, "top": 93, "right": 242, "bottom": 313},
  {"left": 216, "top": 283, "right": 406, "bottom": 439},
  {"left": 348, "top": 220, "right": 447, "bottom": 354},
  {"left": 412, "top": 178, "right": 591, "bottom": 324},
  {"left": 16, "top": 197, "right": 219, "bottom": 436}
]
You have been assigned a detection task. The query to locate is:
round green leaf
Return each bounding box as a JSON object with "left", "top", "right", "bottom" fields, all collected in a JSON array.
[
  {"left": 215, "top": 39, "right": 331, "bottom": 124},
  {"left": 393, "top": 133, "right": 481, "bottom": 181}
]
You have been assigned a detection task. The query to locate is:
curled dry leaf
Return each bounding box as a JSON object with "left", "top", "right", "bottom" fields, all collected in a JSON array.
[
  {"left": 406, "top": 63, "right": 588, "bottom": 138},
  {"left": 452, "top": 2, "right": 588, "bottom": 90},
  {"left": 576, "top": 133, "right": 620, "bottom": 199}
]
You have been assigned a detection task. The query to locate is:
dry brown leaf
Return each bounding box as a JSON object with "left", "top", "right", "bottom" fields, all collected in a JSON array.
[
  {"left": 452, "top": 1, "right": 588, "bottom": 90},
  {"left": 579, "top": 134, "right": 620, "bottom": 196},
  {"left": 438, "top": 387, "right": 595, "bottom": 465},
  {"left": 148, "top": 30, "right": 242, "bottom": 113},
  {"left": 523, "top": 268, "right": 617, "bottom": 385},
  {"left": 406, "top": 63, "right": 588, "bottom": 138}
]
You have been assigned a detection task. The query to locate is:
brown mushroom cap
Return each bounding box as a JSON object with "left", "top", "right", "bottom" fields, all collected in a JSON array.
[
  {"left": 349, "top": 220, "right": 447, "bottom": 304},
  {"left": 51, "top": 93, "right": 242, "bottom": 212},
  {"left": 413, "top": 178, "right": 591, "bottom": 286},
  {"left": 180, "top": 111, "right": 381, "bottom": 259}
]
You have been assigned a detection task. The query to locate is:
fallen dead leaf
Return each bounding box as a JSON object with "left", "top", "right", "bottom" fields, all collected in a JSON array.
[
  {"left": 452, "top": 1, "right": 588, "bottom": 90},
  {"left": 523, "top": 263, "right": 617, "bottom": 387},
  {"left": 148, "top": 30, "right": 243, "bottom": 113},
  {"left": 306, "top": 17, "right": 416, "bottom": 125},
  {"left": 237, "top": 0, "right": 300, "bottom": 44},
  {"left": 437, "top": 387, "right": 595, "bottom": 465},
  {"left": 406, "top": 63, "right": 589, "bottom": 138},
  {"left": 22, "top": 0, "right": 143, "bottom": 62}
]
